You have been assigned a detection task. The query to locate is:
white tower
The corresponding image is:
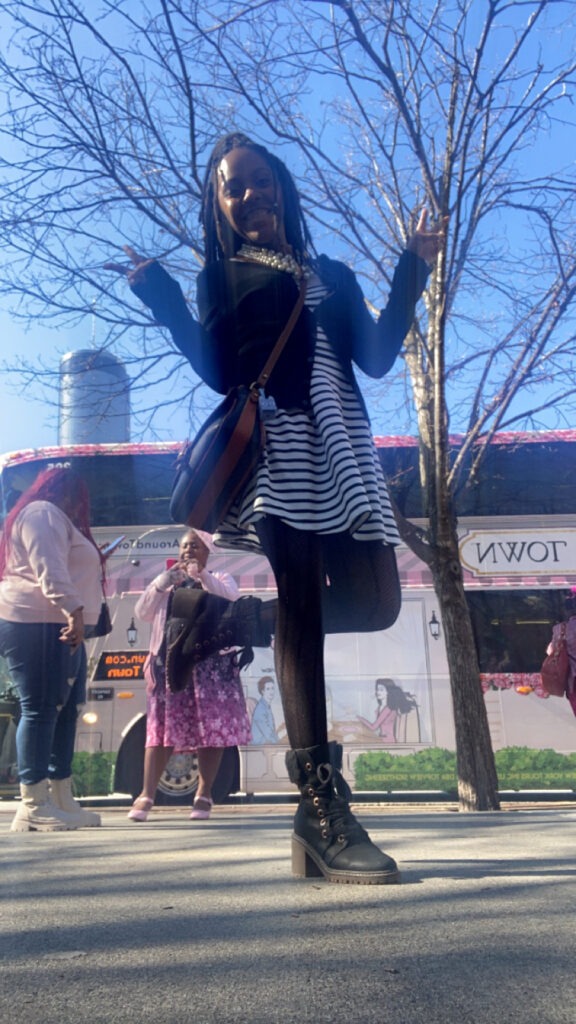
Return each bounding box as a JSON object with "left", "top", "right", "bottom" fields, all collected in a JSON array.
[{"left": 58, "top": 350, "right": 130, "bottom": 445}]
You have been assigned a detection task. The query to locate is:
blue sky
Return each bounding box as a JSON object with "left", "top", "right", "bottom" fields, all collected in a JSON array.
[
  {"left": 1, "top": 315, "right": 78, "bottom": 452},
  {"left": 0, "top": 1, "right": 573, "bottom": 455},
  {"left": 0, "top": 312, "right": 196, "bottom": 453}
]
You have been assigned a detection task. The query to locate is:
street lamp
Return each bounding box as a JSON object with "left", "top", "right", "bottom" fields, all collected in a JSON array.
[
  {"left": 126, "top": 617, "right": 138, "bottom": 647},
  {"left": 428, "top": 611, "right": 441, "bottom": 640}
]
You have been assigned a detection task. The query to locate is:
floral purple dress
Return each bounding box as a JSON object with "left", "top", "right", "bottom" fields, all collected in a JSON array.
[{"left": 135, "top": 570, "right": 251, "bottom": 750}]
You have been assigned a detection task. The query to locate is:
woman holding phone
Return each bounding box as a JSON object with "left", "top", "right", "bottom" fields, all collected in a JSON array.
[{"left": 128, "top": 527, "right": 251, "bottom": 821}]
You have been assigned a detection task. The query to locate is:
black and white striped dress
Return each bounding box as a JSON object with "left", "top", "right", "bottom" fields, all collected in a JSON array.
[{"left": 214, "top": 273, "right": 400, "bottom": 554}]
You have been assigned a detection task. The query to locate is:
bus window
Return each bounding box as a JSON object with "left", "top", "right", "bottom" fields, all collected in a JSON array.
[
  {"left": 466, "top": 589, "right": 566, "bottom": 674},
  {"left": 0, "top": 449, "right": 179, "bottom": 527}
]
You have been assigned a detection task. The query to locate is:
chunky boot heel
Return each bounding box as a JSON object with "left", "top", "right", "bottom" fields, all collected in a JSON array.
[
  {"left": 291, "top": 834, "right": 324, "bottom": 878},
  {"left": 286, "top": 743, "right": 401, "bottom": 885},
  {"left": 50, "top": 778, "right": 101, "bottom": 827}
]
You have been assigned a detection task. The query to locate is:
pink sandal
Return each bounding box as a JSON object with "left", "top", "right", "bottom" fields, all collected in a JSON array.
[
  {"left": 127, "top": 797, "right": 153, "bottom": 822},
  {"left": 190, "top": 796, "right": 213, "bottom": 820}
]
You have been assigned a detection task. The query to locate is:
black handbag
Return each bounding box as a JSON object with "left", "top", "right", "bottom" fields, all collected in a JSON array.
[
  {"left": 169, "top": 281, "right": 307, "bottom": 532},
  {"left": 165, "top": 587, "right": 275, "bottom": 691},
  {"left": 169, "top": 384, "right": 263, "bottom": 533},
  {"left": 84, "top": 601, "right": 113, "bottom": 639}
]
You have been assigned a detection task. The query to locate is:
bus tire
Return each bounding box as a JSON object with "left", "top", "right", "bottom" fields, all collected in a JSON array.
[
  {"left": 113, "top": 713, "right": 146, "bottom": 800},
  {"left": 114, "top": 715, "right": 240, "bottom": 805},
  {"left": 155, "top": 745, "right": 240, "bottom": 806}
]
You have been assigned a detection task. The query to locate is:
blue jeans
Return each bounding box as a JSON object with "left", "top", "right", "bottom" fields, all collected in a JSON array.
[{"left": 0, "top": 620, "right": 86, "bottom": 785}]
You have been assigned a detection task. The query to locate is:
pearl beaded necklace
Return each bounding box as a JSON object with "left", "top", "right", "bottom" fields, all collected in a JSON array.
[{"left": 237, "top": 244, "right": 310, "bottom": 282}]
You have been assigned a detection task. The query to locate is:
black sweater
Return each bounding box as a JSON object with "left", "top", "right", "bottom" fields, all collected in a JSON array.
[{"left": 130, "top": 250, "right": 428, "bottom": 411}]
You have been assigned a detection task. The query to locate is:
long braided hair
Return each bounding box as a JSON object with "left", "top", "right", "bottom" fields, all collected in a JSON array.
[
  {"left": 200, "top": 132, "right": 313, "bottom": 263},
  {"left": 0, "top": 466, "right": 102, "bottom": 579}
]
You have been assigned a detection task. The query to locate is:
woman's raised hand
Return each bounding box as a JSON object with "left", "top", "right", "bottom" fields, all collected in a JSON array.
[
  {"left": 103, "top": 245, "right": 155, "bottom": 285},
  {"left": 406, "top": 209, "right": 448, "bottom": 266}
]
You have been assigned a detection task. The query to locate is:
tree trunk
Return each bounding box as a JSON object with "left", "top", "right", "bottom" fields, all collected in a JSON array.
[
  {"left": 431, "top": 529, "right": 501, "bottom": 811},
  {"left": 411, "top": 248, "right": 501, "bottom": 812}
]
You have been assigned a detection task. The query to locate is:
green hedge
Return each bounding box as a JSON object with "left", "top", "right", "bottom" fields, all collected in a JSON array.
[
  {"left": 494, "top": 746, "right": 576, "bottom": 790},
  {"left": 69, "top": 745, "right": 576, "bottom": 796},
  {"left": 354, "top": 747, "right": 576, "bottom": 792},
  {"left": 71, "top": 752, "right": 116, "bottom": 797}
]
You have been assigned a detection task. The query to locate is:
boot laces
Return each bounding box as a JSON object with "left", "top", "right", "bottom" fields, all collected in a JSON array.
[{"left": 311, "top": 764, "right": 369, "bottom": 845}]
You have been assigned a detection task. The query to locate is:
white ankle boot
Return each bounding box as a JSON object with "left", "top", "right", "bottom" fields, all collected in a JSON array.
[
  {"left": 50, "top": 777, "right": 101, "bottom": 827},
  {"left": 10, "top": 780, "right": 80, "bottom": 832}
]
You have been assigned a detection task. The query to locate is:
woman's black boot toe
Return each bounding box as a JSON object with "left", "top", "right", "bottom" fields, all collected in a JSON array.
[{"left": 285, "top": 743, "right": 401, "bottom": 885}]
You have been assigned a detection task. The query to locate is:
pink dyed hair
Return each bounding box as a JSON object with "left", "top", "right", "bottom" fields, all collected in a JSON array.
[{"left": 0, "top": 466, "right": 102, "bottom": 579}]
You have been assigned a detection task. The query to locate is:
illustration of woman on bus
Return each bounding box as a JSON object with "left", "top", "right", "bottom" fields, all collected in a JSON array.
[
  {"left": 250, "top": 676, "right": 280, "bottom": 744},
  {"left": 358, "top": 677, "right": 419, "bottom": 744}
]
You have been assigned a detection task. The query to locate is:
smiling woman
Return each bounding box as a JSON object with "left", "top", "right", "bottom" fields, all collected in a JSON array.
[
  {"left": 108, "top": 130, "right": 444, "bottom": 886},
  {"left": 126, "top": 526, "right": 251, "bottom": 824},
  {"left": 200, "top": 132, "right": 311, "bottom": 266},
  {"left": 216, "top": 147, "right": 284, "bottom": 247}
]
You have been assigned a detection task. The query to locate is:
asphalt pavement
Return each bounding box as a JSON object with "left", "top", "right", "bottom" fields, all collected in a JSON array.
[{"left": 1, "top": 799, "right": 575, "bottom": 1024}]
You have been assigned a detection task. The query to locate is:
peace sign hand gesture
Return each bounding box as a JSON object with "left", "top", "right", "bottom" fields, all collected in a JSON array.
[
  {"left": 406, "top": 209, "right": 448, "bottom": 266},
  {"left": 103, "top": 245, "right": 155, "bottom": 285}
]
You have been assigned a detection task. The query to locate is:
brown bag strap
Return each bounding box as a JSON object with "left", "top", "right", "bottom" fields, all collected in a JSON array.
[{"left": 252, "top": 279, "right": 308, "bottom": 391}]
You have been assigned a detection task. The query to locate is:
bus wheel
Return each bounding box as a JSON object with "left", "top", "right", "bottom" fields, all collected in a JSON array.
[
  {"left": 155, "top": 746, "right": 240, "bottom": 806},
  {"left": 155, "top": 751, "right": 198, "bottom": 804},
  {"left": 113, "top": 713, "right": 146, "bottom": 801},
  {"left": 115, "top": 715, "right": 240, "bottom": 805}
]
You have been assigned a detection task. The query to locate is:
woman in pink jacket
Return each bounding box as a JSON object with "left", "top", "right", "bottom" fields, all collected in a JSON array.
[
  {"left": 0, "top": 467, "right": 103, "bottom": 832},
  {"left": 128, "top": 528, "right": 251, "bottom": 821}
]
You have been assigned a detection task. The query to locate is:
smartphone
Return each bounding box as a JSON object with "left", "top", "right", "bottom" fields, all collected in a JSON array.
[{"left": 101, "top": 535, "right": 126, "bottom": 557}]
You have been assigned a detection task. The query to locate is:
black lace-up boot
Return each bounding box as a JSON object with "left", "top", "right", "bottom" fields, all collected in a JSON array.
[{"left": 285, "top": 743, "right": 401, "bottom": 885}]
